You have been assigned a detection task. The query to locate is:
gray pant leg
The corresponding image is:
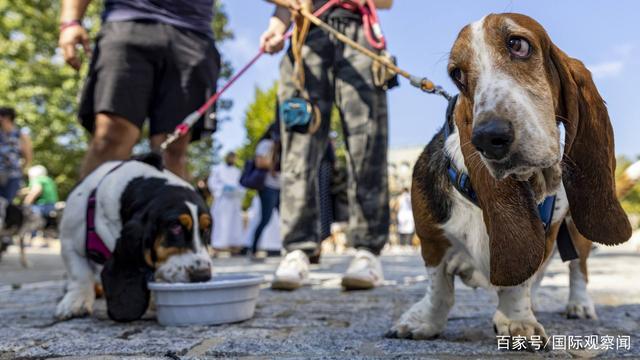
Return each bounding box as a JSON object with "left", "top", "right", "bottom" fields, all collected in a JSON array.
[
  {"left": 278, "top": 29, "right": 333, "bottom": 254},
  {"left": 334, "top": 21, "right": 390, "bottom": 255}
]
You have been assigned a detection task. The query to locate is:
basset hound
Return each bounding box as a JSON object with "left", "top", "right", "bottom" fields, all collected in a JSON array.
[
  {"left": 387, "top": 13, "right": 631, "bottom": 345},
  {"left": 55, "top": 153, "right": 213, "bottom": 322}
]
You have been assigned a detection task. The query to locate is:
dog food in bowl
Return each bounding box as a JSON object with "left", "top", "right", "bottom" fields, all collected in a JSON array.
[{"left": 148, "top": 273, "right": 264, "bottom": 326}]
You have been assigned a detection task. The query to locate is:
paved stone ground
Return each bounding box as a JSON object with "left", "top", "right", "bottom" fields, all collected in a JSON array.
[{"left": 0, "top": 243, "right": 638, "bottom": 359}]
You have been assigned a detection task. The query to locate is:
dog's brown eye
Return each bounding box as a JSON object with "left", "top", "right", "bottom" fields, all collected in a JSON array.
[
  {"left": 507, "top": 37, "right": 531, "bottom": 58},
  {"left": 450, "top": 68, "right": 466, "bottom": 89}
]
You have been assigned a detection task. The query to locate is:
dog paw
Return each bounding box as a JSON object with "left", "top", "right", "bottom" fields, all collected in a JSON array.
[
  {"left": 55, "top": 291, "right": 94, "bottom": 320},
  {"left": 386, "top": 305, "right": 444, "bottom": 340},
  {"left": 385, "top": 322, "right": 441, "bottom": 340},
  {"left": 493, "top": 312, "right": 548, "bottom": 350},
  {"left": 566, "top": 301, "right": 597, "bottom": 320}
]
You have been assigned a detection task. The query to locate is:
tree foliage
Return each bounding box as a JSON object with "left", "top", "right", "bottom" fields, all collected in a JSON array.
[
  {"left": 0, "top": 0, "right": 100, "bottom": 197},
  {"left": 236, "top": 82, "right": 279, "bottom": 164},
  {"left": 0, "top": 0, "right": 233, "bottom": 197}
]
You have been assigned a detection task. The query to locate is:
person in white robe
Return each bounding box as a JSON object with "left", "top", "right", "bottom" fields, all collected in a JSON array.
[
  {"left": 208, "top": 152, "right": 245, "bottom": 250},
  {"left": 396, "top": 188, "right": 415, "bottom": 246}
]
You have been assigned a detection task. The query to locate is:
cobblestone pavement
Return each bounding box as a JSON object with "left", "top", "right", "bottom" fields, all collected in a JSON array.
[{"left": 0, "top": 243, "right": 638, "bottom": 359}]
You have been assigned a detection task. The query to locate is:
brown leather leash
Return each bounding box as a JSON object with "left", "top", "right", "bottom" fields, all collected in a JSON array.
[{"left": 268, "top": 0, "right": 452, "bottom": 101}]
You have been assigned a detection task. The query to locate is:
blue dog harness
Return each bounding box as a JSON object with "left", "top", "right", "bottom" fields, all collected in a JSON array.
[{"left": 442, "top": 95, "right": 577, "bottom": 260}]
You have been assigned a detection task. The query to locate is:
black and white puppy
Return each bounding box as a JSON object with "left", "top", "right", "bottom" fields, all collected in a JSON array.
[{"left": 55, "top": 153, "right": 213, "bottom": 322}]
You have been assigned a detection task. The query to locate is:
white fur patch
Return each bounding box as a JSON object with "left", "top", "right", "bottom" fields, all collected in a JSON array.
[
  {"left": 186, "top": 201, "right": 203, "bottom": 253},
  {"left": 154, "top": 251, "right": 212, "bottom": 283},
  {"left": 389, "top": 259, "right": 454, "bottom": 339},
  {"left": 566, "top": 258, "right": 597, "bottom": 319}
]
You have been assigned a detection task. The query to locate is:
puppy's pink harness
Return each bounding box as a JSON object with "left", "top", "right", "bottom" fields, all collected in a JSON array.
[{"left": 86, "top": 162, "right": 126, "bottom": 265}]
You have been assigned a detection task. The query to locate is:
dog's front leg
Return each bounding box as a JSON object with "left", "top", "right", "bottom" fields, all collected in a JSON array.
[
  {"left": 493, "top": 283, "right": 547, "bottom": 347},
  {"left": 566, "top": 259, "right": 597, "bottom": 319},
  {"left": 387, "top": 260, "right": 454, "bottom": 340},
  {"left": 55, "top": 243, "right": 96, "bottom": 320}
]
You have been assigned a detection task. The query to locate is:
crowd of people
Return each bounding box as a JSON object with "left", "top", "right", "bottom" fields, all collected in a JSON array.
[{"left": 1, "top": 0, "right": 418, "bottom": 291}]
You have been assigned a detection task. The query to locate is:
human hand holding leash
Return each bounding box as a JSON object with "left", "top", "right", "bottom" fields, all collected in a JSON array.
[{"left": 260, "top": 17, "right": 288, "bottom": 54}]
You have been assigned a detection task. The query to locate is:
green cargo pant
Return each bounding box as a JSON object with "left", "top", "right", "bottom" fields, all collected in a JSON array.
[{"left": 278, "top": 17, "right": 390, "bottom": 255}]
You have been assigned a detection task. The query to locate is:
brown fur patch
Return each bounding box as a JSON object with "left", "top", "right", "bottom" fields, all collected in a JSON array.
[
  {"left": 544, "top": 221, "right": 562, "bottom": 263},
  {"left": 178, "top": 213, "right": 193, "bottom": 230},
  {"left": 199, "top": 214, "right": 211, "bottom": 230},
  {"left": 145, "top": 235, "right": 188, "bottom": 267},
  {"left": 566, "top": 219, "right": 593, "bottom": 282},
  {"left": 412, "top": 184, "right": 451, "bottom": 267}
]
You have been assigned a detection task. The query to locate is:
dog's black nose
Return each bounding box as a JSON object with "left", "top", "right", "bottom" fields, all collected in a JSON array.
[
  {"left": 471, "top": 118, "right": 514, "bottom": 160},
  {"left": 188, "top": 267, "right": 212, "bottom": 283}
]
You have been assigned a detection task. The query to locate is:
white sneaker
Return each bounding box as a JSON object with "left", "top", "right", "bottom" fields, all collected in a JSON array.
[
  {"left": 271, "top": 250, "right": 310, "bottom": 290},
  {"left": 341, "top": 249, "right": 384, "bottom": 290}
]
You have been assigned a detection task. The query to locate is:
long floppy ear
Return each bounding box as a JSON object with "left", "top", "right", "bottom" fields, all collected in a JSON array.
[
  {"left": 454, "top": 97, "right": 546, "bottom": 286},
  {"left": 550, "top": 45, "right": 631, "bottom": 245},
  {"left": 101, "top": 219, "right": 151, "bottom": 322}
]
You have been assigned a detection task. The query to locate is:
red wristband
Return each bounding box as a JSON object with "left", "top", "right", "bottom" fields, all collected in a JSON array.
[{"left": 60, "top": 20, "right": 82, "bottom": 32}]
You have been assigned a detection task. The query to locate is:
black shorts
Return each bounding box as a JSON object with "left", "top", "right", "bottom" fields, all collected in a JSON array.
[{"left": 78, "top": 20, "right": 220, "bottom": 141}]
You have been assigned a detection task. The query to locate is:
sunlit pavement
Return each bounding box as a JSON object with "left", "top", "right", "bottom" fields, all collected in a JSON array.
[{"left": 0, "top": 243, "right": 638, "bottom": 358}]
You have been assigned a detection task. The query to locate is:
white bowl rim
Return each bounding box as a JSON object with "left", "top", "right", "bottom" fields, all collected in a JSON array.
[{"left": 148, "top": 273, "right": 264, "bottom": 291}]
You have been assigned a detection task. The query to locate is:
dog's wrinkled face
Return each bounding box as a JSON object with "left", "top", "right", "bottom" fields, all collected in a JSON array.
[
  {"left": 147, "top": 201, "right": 213, "bottom": 283},
  {"left": 448, "top": 14, "right": 562, "bottom": 186}
]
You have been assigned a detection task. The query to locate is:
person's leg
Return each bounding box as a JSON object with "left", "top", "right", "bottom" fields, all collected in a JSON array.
[
  {"left": 149, "top": 132, "right": 191, "bottom": 179},
  {"left": 80, "top": 113, "right": 139, "bottom": 177},
  {"left": 278, "top": 27, "right": 334, "bottom": 258},
  {"left": 0, "top": 183, "right": 8, "bottom": 201},
  {"left": 318, "top": 153, "right": 333, "bottom": 241},
  {"left": 4, "top": 177, "right": 22, "bottom": 203},
  {"left": 334, "top": 20, "right": 389, "bottom": 290},
  {"left": 251, "top": 188, "right": 279, "bottom": 254},
  {"left": 334, "top": 21, "right": 390, "bottom": 256}
]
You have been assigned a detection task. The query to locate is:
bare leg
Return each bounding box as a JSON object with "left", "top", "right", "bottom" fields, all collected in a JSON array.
[
  {"left": 80, "top": 113, "right": 140, "bottom": 178},
  {"left": 150, "top": 133, "right": 191, "bottom": 179}
]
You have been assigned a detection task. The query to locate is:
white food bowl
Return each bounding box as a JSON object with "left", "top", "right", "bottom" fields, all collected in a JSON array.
[{"left": 148, "top": 273, "right": 264, "bottom": 326}]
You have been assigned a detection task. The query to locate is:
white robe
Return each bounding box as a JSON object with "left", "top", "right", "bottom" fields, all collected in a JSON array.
[
  {"left": 208, "top": 164, "right": 245, "bottom": 249},
  {"left": 396, "top": 192, "right": 415, "bottom": 235}
]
